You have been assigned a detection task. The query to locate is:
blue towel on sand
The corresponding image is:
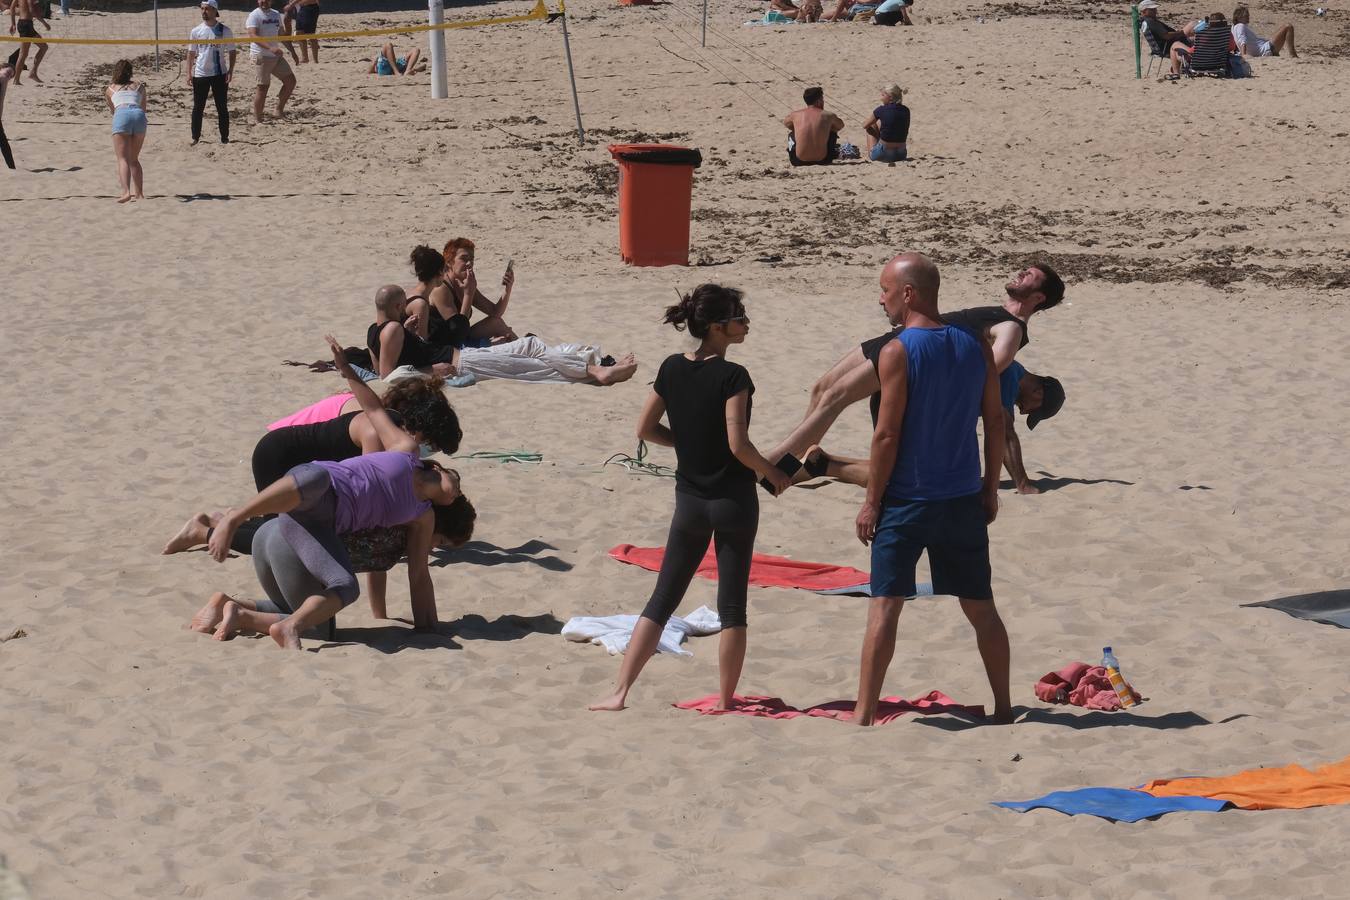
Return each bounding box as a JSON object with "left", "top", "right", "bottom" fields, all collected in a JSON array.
[{"left": 994, "top": 788, "right": 1229, "bottom": 822}]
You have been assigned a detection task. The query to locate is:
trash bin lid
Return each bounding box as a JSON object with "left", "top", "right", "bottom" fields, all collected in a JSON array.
[{"left": 608, "top": 143, "right": 703, "bottom": 167}]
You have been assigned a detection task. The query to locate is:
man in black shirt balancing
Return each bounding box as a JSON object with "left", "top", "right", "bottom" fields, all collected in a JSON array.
[{"left": 765, "top": 263, "right": 1064, "bottom": 478}]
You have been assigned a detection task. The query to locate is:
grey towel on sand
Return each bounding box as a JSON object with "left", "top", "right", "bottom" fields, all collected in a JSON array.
[{"left": 1243, "top": 590, "right": 1350, "bottom": 629}]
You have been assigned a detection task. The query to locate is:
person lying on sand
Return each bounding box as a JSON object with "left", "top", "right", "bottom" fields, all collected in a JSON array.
[
  {"left": 795, "top": 363, "right": 1065, "bottom": 493},
  {"left": 783, "top": 86, "right": 844, "bottom": 166},
  {"left": 368, "top": 284, "right": 638, "bottom": 386},
  {"left": 771, "top": 0, "right": 823, "bottom": 20},
  {"left": 368, "top": 42, "right": 423, "bottom": 76},
  {"left": 764, "top": 261, "right": 1064, "bottom": 467},
  {"left": 172, "top": 338, "right": 463, "bottom": 649}
]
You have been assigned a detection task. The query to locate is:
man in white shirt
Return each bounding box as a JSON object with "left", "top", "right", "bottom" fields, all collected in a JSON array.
[
  {"left": 244, "top": 0, "right": 295, "bottom": 123},
  {"left": 186, "top": 0, "right": 236, "bottom": 145}
]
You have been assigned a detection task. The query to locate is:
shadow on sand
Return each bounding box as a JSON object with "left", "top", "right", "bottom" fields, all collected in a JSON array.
[
  {"left": 323, "top": 612, "right": 563, "bottom": 654},
  {"left": 431, "top": 540, "right": 572, "bottom": 572},
  {"left": 913, "top": 707, "right": 1242, "bottom": 732}
]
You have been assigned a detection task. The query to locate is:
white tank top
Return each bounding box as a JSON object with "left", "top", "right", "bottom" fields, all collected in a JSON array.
[{"left": 112, "top": 86, "right": 142, "bottom": 109}]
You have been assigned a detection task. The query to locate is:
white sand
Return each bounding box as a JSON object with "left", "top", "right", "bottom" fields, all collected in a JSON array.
[{"left": 3, "top": 0, "right": 1350, "bottom": 896}]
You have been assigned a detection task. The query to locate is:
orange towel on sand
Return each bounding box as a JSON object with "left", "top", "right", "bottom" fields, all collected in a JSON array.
[{"left": 1142, "top": 755, "right": 1350, "bottom": 810}]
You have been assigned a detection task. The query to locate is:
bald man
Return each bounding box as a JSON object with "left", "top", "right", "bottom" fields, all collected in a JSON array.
[{"left": 851, "top": 253, "right": 1012, "bottom": 726}]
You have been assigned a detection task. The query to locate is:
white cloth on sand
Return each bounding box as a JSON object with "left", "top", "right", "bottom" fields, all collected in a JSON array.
[{"left": 562, "top": 606, "right": 722, "bottom": 656}]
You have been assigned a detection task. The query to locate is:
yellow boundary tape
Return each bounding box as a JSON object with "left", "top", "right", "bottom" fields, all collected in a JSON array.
[{"left": 0, "top": 0, "right": 549, "bottom": 45}]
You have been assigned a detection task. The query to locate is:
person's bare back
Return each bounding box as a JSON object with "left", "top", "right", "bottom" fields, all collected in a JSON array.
[{"left": 783, "top": 87, "right": 844, "bottom": 166}]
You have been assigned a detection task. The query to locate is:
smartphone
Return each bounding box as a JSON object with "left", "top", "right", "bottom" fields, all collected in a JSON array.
[
  {"left": 504, "top": 258, "right": 514, "bottom": 276},
  {"left": 760, "top": 453, "right": 802, "bottom": 494}
]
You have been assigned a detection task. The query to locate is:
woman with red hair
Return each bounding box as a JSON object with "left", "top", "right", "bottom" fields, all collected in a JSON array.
[{"left": 442, "top": 237, "right": 518, "bottom": 345}]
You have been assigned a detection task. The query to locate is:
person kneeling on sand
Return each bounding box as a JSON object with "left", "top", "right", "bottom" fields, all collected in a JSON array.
[
  {"left": 784, "top": 86, "right": 844, "bottom": 167},
  {"left": 852, "top": 252, "right": 1013, "bottom": 726},
  {"left": 181, "top": 337, "right": 464, "bottom": 650},
  {"left": 368, "top": 42, "right": 422, "bottom": 76}
]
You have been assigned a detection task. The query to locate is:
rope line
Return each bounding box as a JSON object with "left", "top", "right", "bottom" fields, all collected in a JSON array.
[
  {"left": 656, "top": 13, "right": 784, "bottom": 118},
  {"left": 0, "top": 0, "right": 549, "bottom": 46}
]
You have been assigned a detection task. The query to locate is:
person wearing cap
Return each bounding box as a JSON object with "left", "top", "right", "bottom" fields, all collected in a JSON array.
[
  {"left": 1138, "top": 0, "right": 1195, "bottom": 57},
  {"left": 245, "top": 0, "right": 296, "bottom": 123},
  {"left": 998, "top": 360, "right": 1064, "bottom": 495},
  {"left": 186, "top": 0, "right": 236, "bottom": 145}
]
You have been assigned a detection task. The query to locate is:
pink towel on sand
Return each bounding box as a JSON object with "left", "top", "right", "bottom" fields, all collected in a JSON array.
[
  {"left": 1034, "top": 661, "right": 1123, "bottom": 711},
  {"left": 609, "top": 544, "right": 870, "bottom": 592},
  {"left": 267, "top": 393, "right": 354, "bottom": 431},
  {"left": 674, "top": 690, "right": 984, "bottom": 724}
]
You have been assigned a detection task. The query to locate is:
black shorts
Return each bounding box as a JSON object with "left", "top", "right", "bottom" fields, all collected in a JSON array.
[
  {"left": 861, "top": 330, "right": 897, "bottom": 370},
  {"left": 294, "top": 4, "right": 320, "bottom": 34},
  {"left": 788, "top": 130, "right": 839, "bottom": 167},
  {"left": 17, "top": 19, "right": 39, "bottom": 38}
]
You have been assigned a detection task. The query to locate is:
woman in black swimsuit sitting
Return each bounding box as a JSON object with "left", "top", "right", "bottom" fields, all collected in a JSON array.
[{"left": 404, "top": 244, "right": 474, "bottom": 351}]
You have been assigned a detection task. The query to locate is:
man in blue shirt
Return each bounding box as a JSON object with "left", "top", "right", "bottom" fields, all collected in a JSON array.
[{"left": 852, "top": 252, "right": 1012, "bottom": 726}]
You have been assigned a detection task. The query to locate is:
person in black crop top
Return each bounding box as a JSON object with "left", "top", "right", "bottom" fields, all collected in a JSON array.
[
  {"left": 763, "top": 262, "right": 1065, "bottom": 470},
  {"left": 403, "top": 244, "right": 475, "bottom": 351},
  {"left": 590, "top": 285, "right": 788, "bottom": 714}
]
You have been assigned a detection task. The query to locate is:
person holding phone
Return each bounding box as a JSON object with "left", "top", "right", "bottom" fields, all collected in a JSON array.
[
  {"left": 442, "top": 236, "right": 518, "bottom": 345},
  {"left": 589, "top": 284, "right": 789, "bottom": 713}
]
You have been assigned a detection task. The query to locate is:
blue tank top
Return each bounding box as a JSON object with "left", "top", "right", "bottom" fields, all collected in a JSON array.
[{"left": 883, "top": 325, "right": 987, "bottom": 502}]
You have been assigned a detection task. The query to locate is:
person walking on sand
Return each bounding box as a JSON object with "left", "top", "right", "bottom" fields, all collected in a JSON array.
[
  {"left": 186, "top": 0, "right": 236, "bottom": 145},
  {"left": 7, "top": 0, "right": 49, "bottom": 85},
  {"left": 851, "top": 253, "right": 1012, "bottom": 726},
  {"left": 284, "top": 0, "right": 320, "bottom": 63},
  {"left": 1, "top": 52, "right": 16, "bottom": 169},
  {"left": 105, "top": 59, "right": 147, "bottom": 202},
  {"left": 590, "top": 285, "right": 790, "bottom": 713},
  {"left": 245, "top": 0, "right": 295, "bottom": 123},
  {"left": 783, "top": 86, "right": 844, "bottom": 167}
]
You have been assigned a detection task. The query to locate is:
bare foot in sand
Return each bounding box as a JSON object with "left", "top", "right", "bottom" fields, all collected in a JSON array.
[
  {"left": 117, "top": 193, "right": 132, "bottom": 204},
  {"left": 587, "top": 691, "right": 628, "bottom": 712},
  {"left": 989, "top": 706, "right": 1015, "bottom": 725},
  {"left": 589, "top": 353, "right": 638, "bottom": 386},
  {"left": 188, "top": 591, "right": 231, "bottom": 634},
  {"left": 269, "top": 619, "right": 302, "bottom": 650},
  {"left": 213, "top": 600, "right": 242, "bottom": 640},
  {"left": 163, "top": 512, "right": 213, "bottom": 554}
]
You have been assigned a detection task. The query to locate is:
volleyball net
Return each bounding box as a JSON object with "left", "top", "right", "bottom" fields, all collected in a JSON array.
[{"left": 0, "top": 0, "right": 551, "bottom": 48}]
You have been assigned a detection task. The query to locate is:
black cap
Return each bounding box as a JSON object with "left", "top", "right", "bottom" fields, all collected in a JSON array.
[{"left": 1026, "top": 375, "right": 1064, "bottom": 430}]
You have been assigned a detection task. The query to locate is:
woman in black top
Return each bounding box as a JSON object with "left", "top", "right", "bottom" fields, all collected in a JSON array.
[
  {"left": 863, "top": 84, "right": 909, "bottom": 163},
  {"left": 404, "top": 244, "right": 474, "bottom": 350},
  {"left": 590, "top": 284, "right": 789, "bottom": 713}
]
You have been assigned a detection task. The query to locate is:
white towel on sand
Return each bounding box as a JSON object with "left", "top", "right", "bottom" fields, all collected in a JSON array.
[{"left": 562, "top": 606, "right": 722, "bottom": 657}]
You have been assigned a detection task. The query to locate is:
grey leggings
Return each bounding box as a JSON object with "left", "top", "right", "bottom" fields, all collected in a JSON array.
[
  {"left": 252, "top": 463, "right": 360, "bottom": 614},
  {"left": 640, "top": 485, "right": 759, "bottom": 629}
]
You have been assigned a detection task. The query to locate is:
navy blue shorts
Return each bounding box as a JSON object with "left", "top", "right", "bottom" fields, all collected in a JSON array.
[{"left": 870, "top": 493, "right": 992, "bottom": 600}]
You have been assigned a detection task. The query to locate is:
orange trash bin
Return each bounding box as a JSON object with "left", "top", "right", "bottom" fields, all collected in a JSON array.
[{"left": 608, "top": 143, "right": 703, "bottom": 267}]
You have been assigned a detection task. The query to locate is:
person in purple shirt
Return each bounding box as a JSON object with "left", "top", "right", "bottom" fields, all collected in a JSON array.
[
  {"left": 851, "top": 252, "right": 1012, "bottom": 726},
  {"left": 187, "top": 336, "right": 463, "bottom": 650}
]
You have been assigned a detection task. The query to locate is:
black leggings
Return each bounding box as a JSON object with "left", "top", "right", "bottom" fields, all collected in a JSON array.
[
  {"left": 0, "top": 123, "right": 14, "bottom": 170},
  {"left": 640, "top": 486, "right": 759, "bottom": 630}
]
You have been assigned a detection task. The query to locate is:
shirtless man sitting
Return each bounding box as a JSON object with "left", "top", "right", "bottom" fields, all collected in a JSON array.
[
  {"left": 783, "top": 86, "right": 844, "bottom": 167},
  {"left": 8, "top": 0, "right": 50, "bottom": 85},
  {"left": 767, "top": 262, "right": 1065, "bottom": 465}
]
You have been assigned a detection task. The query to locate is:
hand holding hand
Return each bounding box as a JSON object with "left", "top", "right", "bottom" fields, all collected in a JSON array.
[{"left": 762, "top": 467, "right": 791, "bottom": 497}]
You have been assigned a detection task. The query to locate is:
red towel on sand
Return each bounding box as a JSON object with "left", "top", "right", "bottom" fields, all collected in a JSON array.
[
  {"left": 609, "top": 544, "right": 869, "bottom": 592},
  {"left": 1034, "top": 661, "right": 1126, "bottom": 711},
  {"left": 674, "top": 691, "right": 984, "bottom": 724}
]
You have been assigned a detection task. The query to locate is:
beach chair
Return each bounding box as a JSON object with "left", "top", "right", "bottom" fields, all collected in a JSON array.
[
  {"left": 1140, "top": 24, "right": 1169, "bottom": 77},
  {"left": 1183, "top": 24, "right": 1232, "bottom": 77}
]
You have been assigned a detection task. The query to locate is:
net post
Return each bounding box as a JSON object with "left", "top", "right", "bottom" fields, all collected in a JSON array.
[
  {"left": 701, "top": 0, "right": 707, "bottom": 46},
  {"left": 153, "top": 0, "right": 161, "bottom": 71},
  {"left": 1132, "top": 4, "right": 1141, "bottom": 78},
  {"left": 429, "top": 0, "right": 448, "bottom": 99},
  {"left": 559, "top": 2, "right": 584, "bottom": 145}
]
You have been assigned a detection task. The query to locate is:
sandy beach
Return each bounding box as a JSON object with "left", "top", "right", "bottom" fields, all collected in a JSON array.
[{"left": 3, "top": 0, "right": 1350, "bottom": 896}]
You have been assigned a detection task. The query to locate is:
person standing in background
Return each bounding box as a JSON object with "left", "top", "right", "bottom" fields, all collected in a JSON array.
[{"left": 187, "top": 0, "right": 236, "bottom": 145}]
